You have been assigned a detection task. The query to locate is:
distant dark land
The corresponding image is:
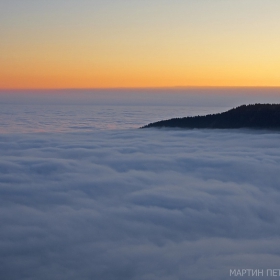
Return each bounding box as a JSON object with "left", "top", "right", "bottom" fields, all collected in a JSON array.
[{"left": 142, "top": 104, "right": 280, "bottom": 130}]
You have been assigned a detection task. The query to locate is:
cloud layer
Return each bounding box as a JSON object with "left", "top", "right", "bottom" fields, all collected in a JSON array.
[{"left": 1, "top": 129, "right": 280, "bottom": 279}]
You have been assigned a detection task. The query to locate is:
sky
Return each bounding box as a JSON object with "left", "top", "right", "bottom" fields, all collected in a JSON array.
[
  {"left": 1, "top": 129, "right": 280, "bottom": 279},
  {"left": 1, "top": 0, "right": 280, "bottom": 89}
]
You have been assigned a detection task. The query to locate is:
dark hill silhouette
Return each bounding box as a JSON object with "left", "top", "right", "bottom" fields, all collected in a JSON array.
[{"left": 142, "top": 104, "right": 280, "bottom": 129}]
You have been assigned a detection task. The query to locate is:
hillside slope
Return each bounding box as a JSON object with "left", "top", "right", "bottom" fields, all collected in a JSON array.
[{"left": 142, "top": 104, "right": 280, "bottom": 129}]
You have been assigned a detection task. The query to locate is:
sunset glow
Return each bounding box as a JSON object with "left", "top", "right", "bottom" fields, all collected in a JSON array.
[{"left": 1, "top": 0, "right": 280, "bottom": 89}]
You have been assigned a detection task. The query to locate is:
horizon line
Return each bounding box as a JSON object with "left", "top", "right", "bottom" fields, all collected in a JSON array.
[{"left": 1, "top": 86, "right": 280, "bottom": 92}]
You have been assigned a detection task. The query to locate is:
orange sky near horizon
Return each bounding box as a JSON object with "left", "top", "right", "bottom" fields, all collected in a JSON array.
[{"left": 1, "top": 0, "right": 280, "bottom": 90}]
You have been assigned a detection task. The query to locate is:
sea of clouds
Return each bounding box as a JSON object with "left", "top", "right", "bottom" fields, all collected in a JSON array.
[{"left": 1, "top": 128, "right": 280, "bottom": 280}]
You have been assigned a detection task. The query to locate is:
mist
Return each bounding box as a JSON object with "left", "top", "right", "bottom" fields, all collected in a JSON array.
[{"left": 1, "top": 128, "right": 280, "bottom": 279}]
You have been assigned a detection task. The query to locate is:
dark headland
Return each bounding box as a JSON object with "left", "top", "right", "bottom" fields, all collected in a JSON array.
[{"left": 142, "top": 104, "right": 280, "bottom": 130}]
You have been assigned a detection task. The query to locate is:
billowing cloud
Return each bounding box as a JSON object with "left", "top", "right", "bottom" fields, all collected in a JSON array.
[{"left": 1, "top": 129, "right": 280, "bottom": 279}]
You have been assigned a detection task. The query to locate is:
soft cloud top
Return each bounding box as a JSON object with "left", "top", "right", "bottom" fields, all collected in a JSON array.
[{"left": 1, "top": 129, "right": 280, "bottom": 279}]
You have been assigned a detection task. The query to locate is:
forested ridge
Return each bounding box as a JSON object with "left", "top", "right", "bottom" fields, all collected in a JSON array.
[{"left": 142, "top": 104, "right": 280, "bottom": 129}]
